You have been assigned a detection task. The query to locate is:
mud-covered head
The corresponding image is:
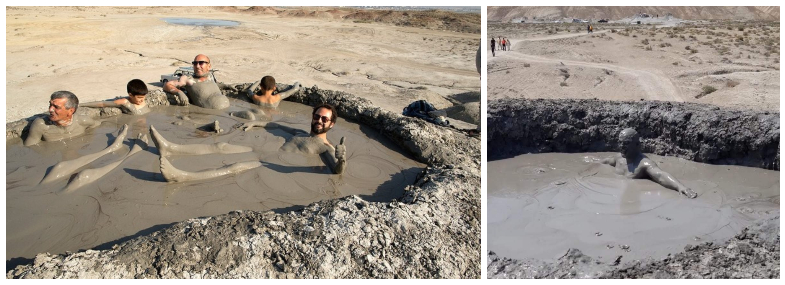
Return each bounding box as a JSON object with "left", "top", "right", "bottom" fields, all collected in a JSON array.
[
  {"left": 311, "top": 104, "right": 337, "bottom": 135},
  {"left": 259, "top": 75, "right": 276, "bottom": 94},
  {"left": 126, "top": 79, "right": 148, "bottom": 104},
  {"left": 191, "top": 54, "right": 211, "bottom": 78},
  {"left": 49, "top": 90, "right": 78, "bottom": 126},
  {"left": 619, "top": 128, "right": 640, "bottom": 158}
]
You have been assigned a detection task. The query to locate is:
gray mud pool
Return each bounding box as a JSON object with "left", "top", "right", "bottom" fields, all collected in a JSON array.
[
  {"left": 6, "top": 101, "right": 423, "bottom": 260},
  {"left": 488, "top": 153, "right": 779, "bottom": 263},
  {"left": 162, "top": 18, "right": 239, "bottom": 27}
]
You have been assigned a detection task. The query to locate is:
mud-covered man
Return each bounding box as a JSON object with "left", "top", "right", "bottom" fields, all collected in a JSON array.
[
  {"left": 245, "top": 104, "right": 347, "bottom": 173},
  {"left": 153, "top": 104, "right": 347, "bottom": 182},
  {"left": 597, "top": 128, "right": 698, "bottom": 198},
  {"left": 24, "top": 91, "right": 101, "bottom": 146},
  {"left": 163, "top": 54, "right": 231, "bottom": 109}
]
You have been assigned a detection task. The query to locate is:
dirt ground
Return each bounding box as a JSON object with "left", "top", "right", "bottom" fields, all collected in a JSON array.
[
  {"left": 488, "top": 20, "right": 779, "bottom": 111},
  {"left": 5, "top": 6, "right": 480, "bottom": 126}
]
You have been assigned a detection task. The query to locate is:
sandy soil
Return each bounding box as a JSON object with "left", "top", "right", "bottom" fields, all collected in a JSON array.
[
  {"left": 488, "top": 20, "right": 779, "bottom": 111},
  {"left": 5, "top": 6, "right": 480, "bottom": 125}
]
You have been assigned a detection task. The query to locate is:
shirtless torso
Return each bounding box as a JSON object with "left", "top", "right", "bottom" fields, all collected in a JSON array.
[
  {"left": 591, "top": 128, "right": 698, "bottom": 198},
  {"left": 244, "top": 81, "right": 302, "bottom": 108},
  {"left": 24, "top": 115, "right": 101, "bottom": 146},
  {"left": 182, "top": 77, "right": 230, "bottom": 109},
  {"left": 119, "top": 100, "right": 150, "bottom": 115}
]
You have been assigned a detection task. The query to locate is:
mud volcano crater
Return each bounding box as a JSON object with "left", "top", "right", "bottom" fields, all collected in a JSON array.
[
  {"left": 6, "top": 85, "right": 480, "bottom": 278},
  {"left": 487, "top": 98, "right": 779, "bottom": 278}
]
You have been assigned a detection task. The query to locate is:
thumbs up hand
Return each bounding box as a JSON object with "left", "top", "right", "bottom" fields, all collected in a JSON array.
[{"left": 335, "top": 137, "right": 346, "bottom": 161}]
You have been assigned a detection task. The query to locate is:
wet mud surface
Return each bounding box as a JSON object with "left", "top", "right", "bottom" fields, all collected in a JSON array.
[
  {"left": 489, "top": 152, "right": 778, "bottom": 263},
  {"left": 6, "top": 86, "right": 481, "bottom": 278},
  {"left": 487, "top": 98, "right": 779, "bottom": 278},
  {"left": 6, "top": 100, "right": 424, "bottom": 261}
]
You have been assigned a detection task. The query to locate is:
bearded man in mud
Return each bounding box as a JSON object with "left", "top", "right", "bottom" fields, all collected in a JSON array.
[
  {"left": 596, "top": 128, "right": 698, "bottom": 198},
  {"left": 151, "top": 104, "right": 347, "bottom": 183},
  {"left": 24, "top": 91, "right": 101, "bottom": 146},
  {"left": 163, "top": 54, "right": 231, "bottom": 110}
]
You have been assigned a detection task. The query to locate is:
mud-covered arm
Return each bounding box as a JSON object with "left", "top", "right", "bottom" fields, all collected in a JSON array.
[
  {"left": 642, "top": 161, "right": 695, "bottom": 198},
  {"left": 277, "top": 82, "right": 302, "bottom": 100},
  {"left": 242, "top": 80, "right": 262, "bottom": 101},
  {"left": 320, "top": 137, "right": 347, "bottom": 174},
  {"left": 80, "top": 98, "right": 126, "bottom": 108},
  {"left": 23, "top": 117, "right": 46, "bottom": 146},
  {"left": 164, "top": 76, "right": 190, "bottom": 106}
]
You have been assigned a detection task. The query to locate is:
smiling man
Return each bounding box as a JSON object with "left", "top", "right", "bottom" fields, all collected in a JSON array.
[
  {"left": 152, "top": 104, "right": 348, "bottom": 183},
  {"left": 163, "top": 54, "right": 231, "bottom": 109},
  {"left": 24, "top": 91, "right": 101, "bottom": 146}
]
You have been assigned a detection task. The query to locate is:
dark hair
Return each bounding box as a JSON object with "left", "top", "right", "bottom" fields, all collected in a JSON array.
[
  {"left": 260, "top": 76, "right": 276, "bottom": 92},
  {"left": 127, "top": 79, "right": 148, "bottom": 95},
  {"left": 312, "top": 103, "right": 338, "bottom": 123},
  {"left": 50, "top": 90, "right": 79, "bottom": 111}
]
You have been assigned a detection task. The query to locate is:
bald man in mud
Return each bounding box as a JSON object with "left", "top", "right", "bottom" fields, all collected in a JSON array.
[
  {"left": 163, "top": 54, "right": 231, "bottom": 109},
  {"left": 24, "top": 91, "right": 101, "bottom": 146},
  {"left": 597, "top": 128, "right": 698, "bottom": 198},
  {"left": 151, "top": 104, "right": 347, "bottom": 182}
]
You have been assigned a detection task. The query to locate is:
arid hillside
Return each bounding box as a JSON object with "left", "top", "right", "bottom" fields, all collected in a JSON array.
[
  {"left": 489, "top": 6, "right": 780, "bottom": 22},
  {"left": 220, "top": 6, "right": 480, "bottom": 34}
]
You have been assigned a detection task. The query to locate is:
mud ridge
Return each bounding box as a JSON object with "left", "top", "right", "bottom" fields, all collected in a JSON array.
[
  {"left": 488, "top": 216, "right": 780, "bottom": 279},
  {"left": 488, "top": 98, "right": 779, "bottom": 170},
  {"left": 6, "top": 86, "right": 480, "bottom": 278}
]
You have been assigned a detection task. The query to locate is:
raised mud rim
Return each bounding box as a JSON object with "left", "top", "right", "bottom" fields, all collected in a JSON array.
[
  {"left": 6, "top": 85, "right": 480, "bottom": 278},
  {"left": 488, "top": 97, "right": 779, "bottom": 170}
]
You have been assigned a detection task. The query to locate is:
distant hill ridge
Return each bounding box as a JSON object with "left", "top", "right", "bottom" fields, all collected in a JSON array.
[{"left": 488, "top": 6, "right": 780, "bottom": 22}]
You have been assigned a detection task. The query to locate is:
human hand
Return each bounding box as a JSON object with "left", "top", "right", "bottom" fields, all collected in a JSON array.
[
  {"left": 335, "top": 137, "right": 346, "bottom": 161},
  {"left": 680, "top": 187, "right": 698, "bottom": 199}
]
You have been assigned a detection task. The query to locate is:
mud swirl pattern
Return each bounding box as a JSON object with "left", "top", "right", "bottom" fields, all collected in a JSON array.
[{"left": 488, "top": 152, "right": 779, "bottom": 264}]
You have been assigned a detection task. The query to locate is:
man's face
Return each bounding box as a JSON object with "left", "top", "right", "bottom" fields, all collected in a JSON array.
[
  {"left": 192, "top": 55, "right": 211, "bottom": 78},
  {"left": 48, "top": 98, "right": 75, "bottom": 125},
  {"left": 619, "top": 136, "right": 637, "bottom": 157},
  {"left": 311, "top": 107, "right": 334, "bottom": 135}
]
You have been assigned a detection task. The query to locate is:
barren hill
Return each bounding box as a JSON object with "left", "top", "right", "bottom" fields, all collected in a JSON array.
[
  {"left": 217, "top": 6, "right": 480, "bottom": 33},
  {"left": 488, "top": 6, "right": 780, "bottom": 22}
]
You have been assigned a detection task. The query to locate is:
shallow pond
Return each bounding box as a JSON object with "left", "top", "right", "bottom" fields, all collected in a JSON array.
[{"left": 162, "top": 18, "right": 239, "bottom": 27}]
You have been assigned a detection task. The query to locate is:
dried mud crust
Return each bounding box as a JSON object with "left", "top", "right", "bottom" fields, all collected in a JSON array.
[
  {"left": 488, "top": 98, "right": 779, "bottom": 170},
  {"left": 488, "top": 216, "right": 780, "bottom": 279},
  {"left": 6, "top": 86, "right": 480, "bottom": 278}
]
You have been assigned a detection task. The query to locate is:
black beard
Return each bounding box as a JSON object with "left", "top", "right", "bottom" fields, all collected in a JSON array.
[{"left": 311, "top": 121, "right": 330, "bottom": 135}]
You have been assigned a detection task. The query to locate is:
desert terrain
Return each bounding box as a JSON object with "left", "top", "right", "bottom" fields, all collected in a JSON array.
[
  {"left": 488, "top": 18, "right": 779, "bottom": 111},
  {"left": 6, "top": 6, "right": 480, "bottom": 126}
]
